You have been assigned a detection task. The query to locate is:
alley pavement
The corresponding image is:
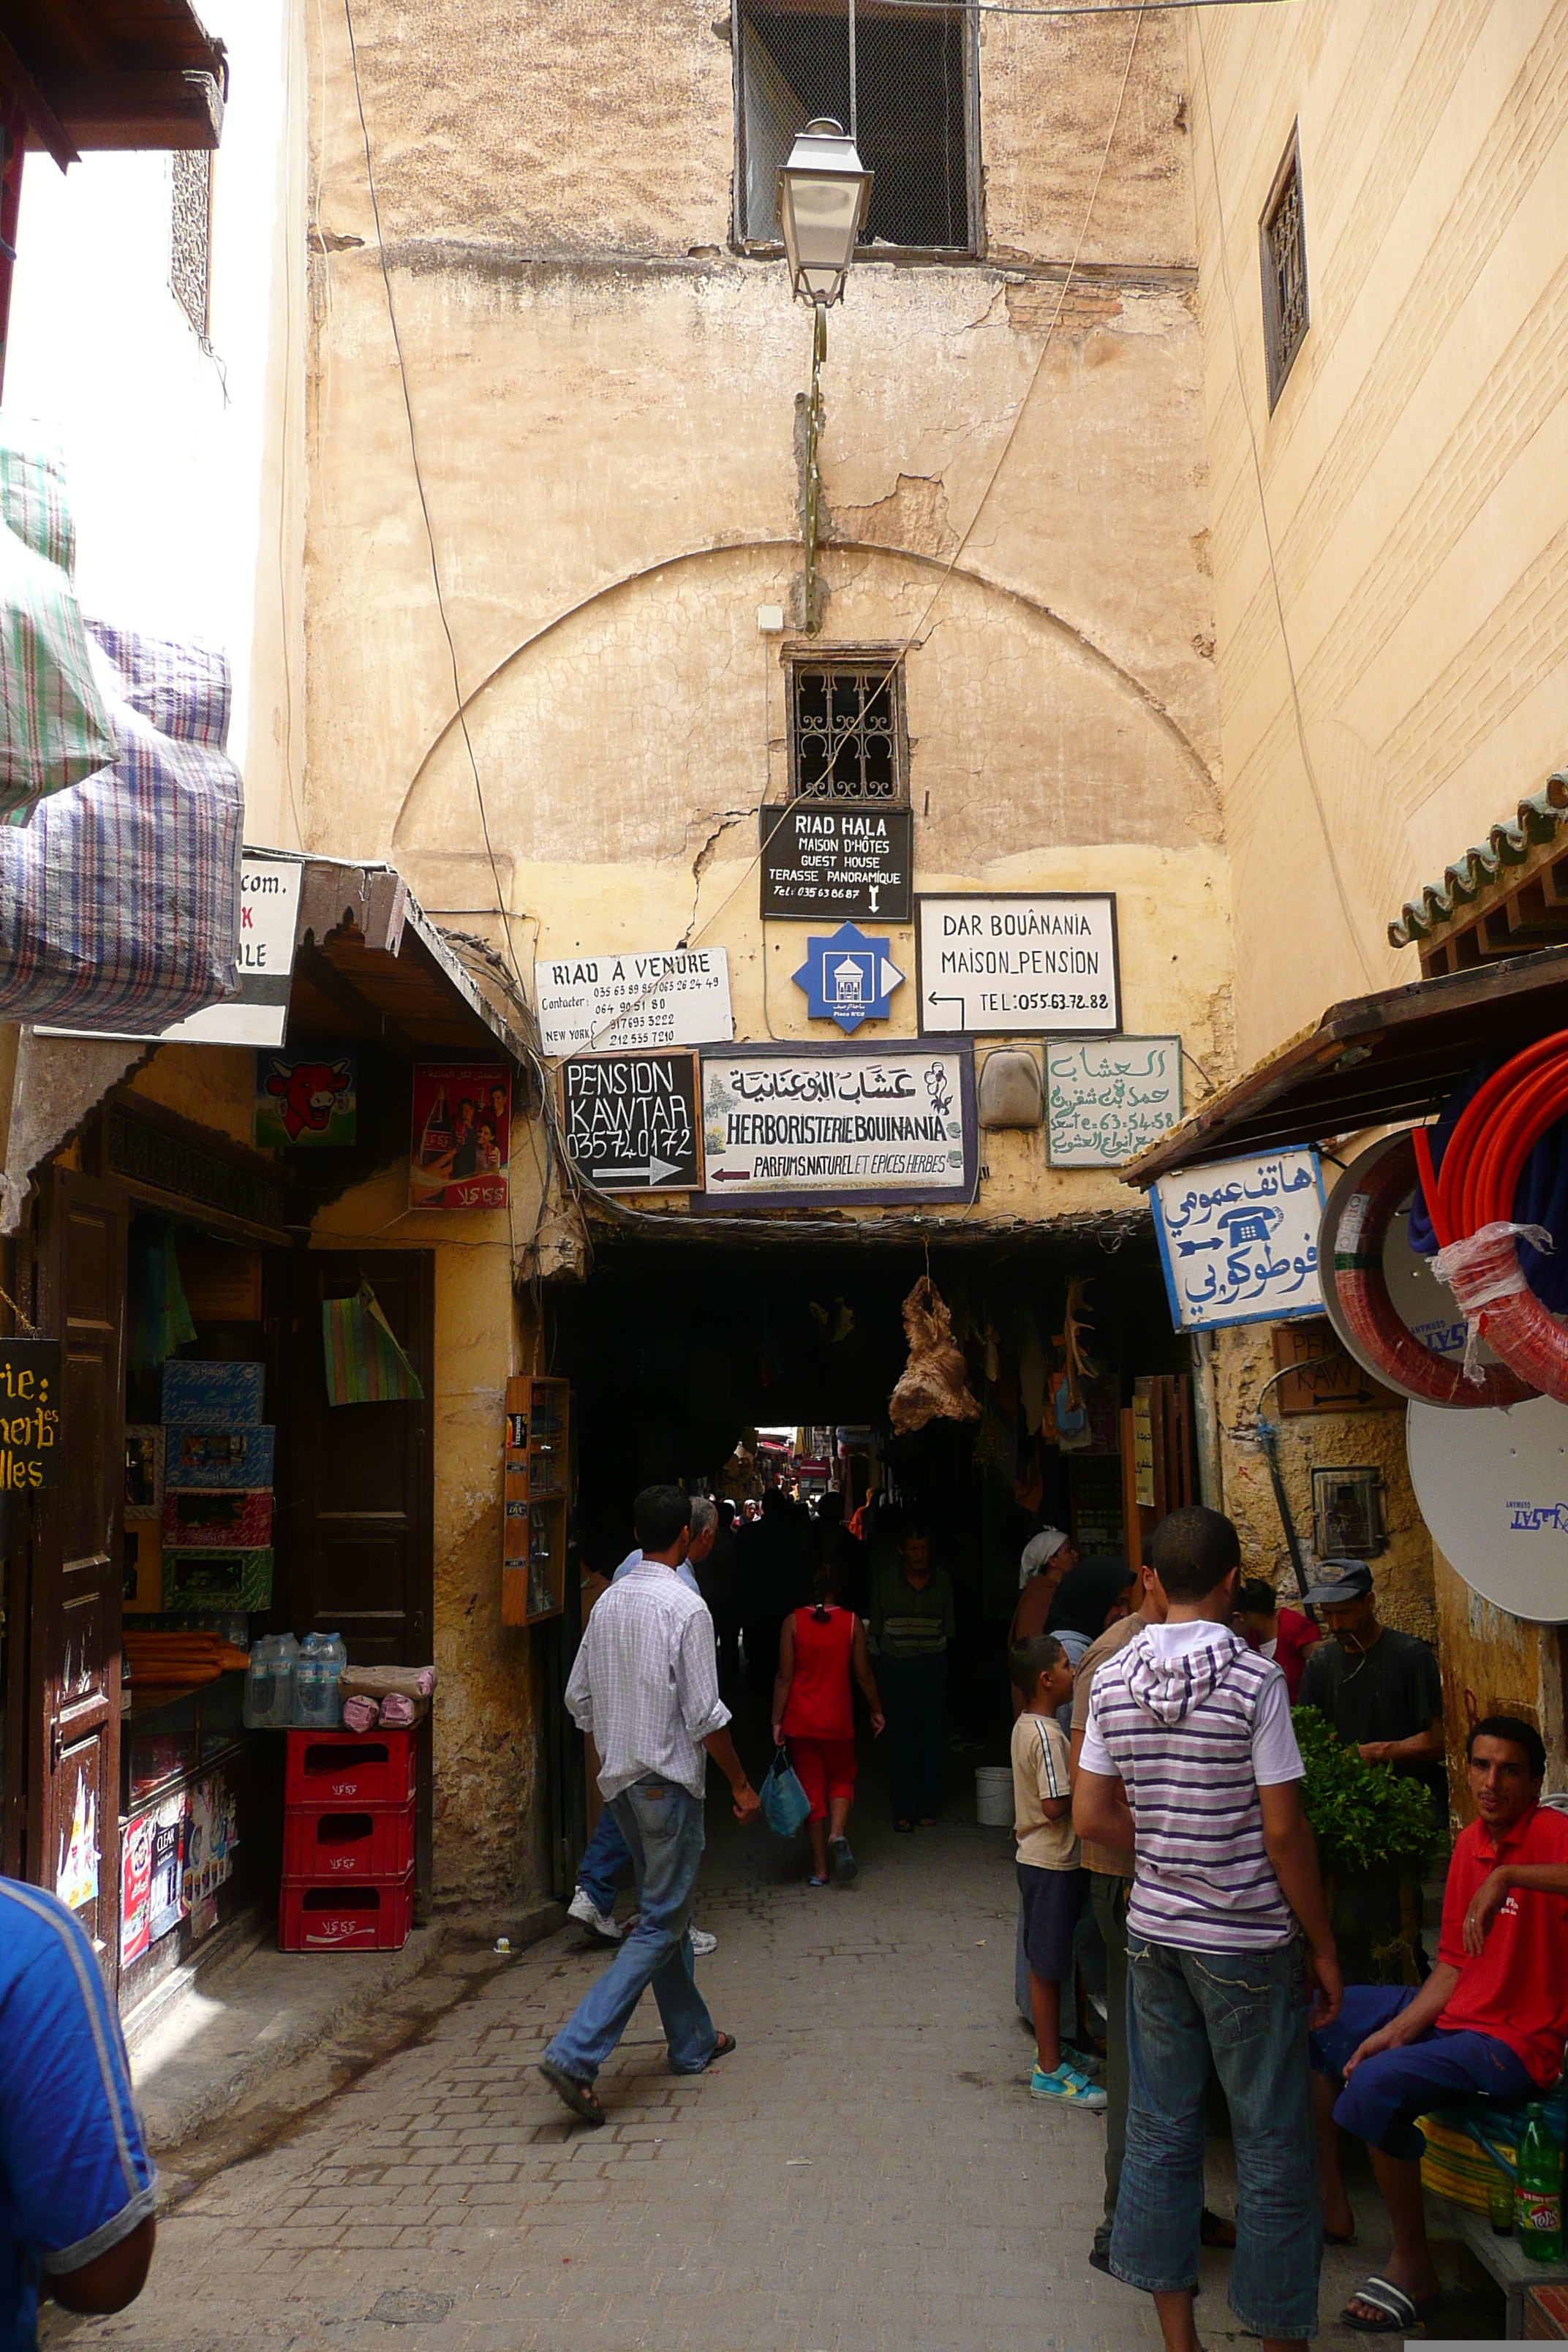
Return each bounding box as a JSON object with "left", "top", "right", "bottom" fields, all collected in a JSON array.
[{"left": 57, "top": 1787, "right": 1492, "bottom": 2352}]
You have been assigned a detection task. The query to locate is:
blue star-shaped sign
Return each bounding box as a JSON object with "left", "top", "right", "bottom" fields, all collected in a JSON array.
[{"left": 791, "top": 921, "right": 905, "bottom": 1033}]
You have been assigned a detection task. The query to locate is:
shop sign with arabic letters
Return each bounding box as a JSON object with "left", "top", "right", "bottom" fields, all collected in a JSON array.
[
  {"left": 1046, "top": 1037, "right": 1183, "bottom": 1168},
  {"left": 1150, "top": 1148, "right": 1326, "bottom": 1332},
  {"left": 700, "top": 1043, "right": 975, "bottom": 1208}
]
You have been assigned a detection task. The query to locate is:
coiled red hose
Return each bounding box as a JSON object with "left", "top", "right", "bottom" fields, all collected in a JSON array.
[
  {"left": 1412, "top": 1028, "right": 1568, "bottom": 1405},
  {"left": 1328, "top": 1129, "right": 1534, "bottom": 1408}
]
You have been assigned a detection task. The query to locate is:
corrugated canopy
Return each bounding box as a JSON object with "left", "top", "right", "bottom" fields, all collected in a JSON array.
[
  {"left": 1123, "top": 943, "right": 1568, "bottom": 1186},
  {"left": 1, "top": 0, "right": 226, "bottom": 165}
]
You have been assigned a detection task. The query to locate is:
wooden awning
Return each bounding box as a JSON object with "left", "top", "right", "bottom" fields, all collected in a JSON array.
[
  {"left": 1, "top": 1, "right": 227, "bottom": 166},
  {"left": 1123, "top": 943, "right": 1568, "bottom": 1186}
]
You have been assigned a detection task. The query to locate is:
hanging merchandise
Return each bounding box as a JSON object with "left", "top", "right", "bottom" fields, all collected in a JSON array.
[
  {"left": 888, "top": 1275, "right": 982, "bottom": 1436},
  {"left": 128, "top": 1226, "right": 197, "bottom": 1365},
  {"left": 0, "top": 619, "right": 243, "bottom": 1030},
  {"left": 322, "top": 1282, "right": 425, "bottom": 1406},
  {"left": 0, "top": 421, "right": 116, "bottom": 819},
  {"left": 1017, "top": 1314, "right": 1049, "bottom": 1439}
]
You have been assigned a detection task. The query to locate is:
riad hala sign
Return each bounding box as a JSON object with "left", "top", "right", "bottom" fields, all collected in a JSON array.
[
  {"left": 915, "top": 893, "right": 1120, "bottom": 1036},
  {"left": 701, "top": 1042, "right": 974, "bottom": 1208},
  {"left": 760, "top": 803, "right": 913, "bottom": 921},
  {"left": 1150, "top": 1148, "right": 1326, "bottom": 1332},
  {"left": 0, "top": 1338, "right": 61, "bottom": 1490}
]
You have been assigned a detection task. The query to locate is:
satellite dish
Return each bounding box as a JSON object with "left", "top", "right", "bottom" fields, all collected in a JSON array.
[
  {"left": 1407, "top": 1395, "right": 1568, "bottom": 1623},
  {"left": 1318, "top": 1132, "right": 1504, "bottom": 1401}
]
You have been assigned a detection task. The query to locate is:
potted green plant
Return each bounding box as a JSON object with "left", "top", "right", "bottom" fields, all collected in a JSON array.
[{"left": 1292, "top": 1704, "right": 1446, "bottom": 1984}]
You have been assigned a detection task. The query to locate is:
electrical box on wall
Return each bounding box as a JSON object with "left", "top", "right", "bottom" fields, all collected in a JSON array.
[{"left": 1311, "top": 1464, "right": 1387, "bottom": 1559}]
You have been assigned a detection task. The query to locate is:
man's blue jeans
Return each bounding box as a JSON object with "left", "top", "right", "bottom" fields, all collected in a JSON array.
[
  {"left": 545, "top": 1776, "right": 717, "bottom": 2081},
  {"left": 1112, "top": 1932, "right": 1319, "bottom": 2342},
  {"left": 576, "top": 1804, "right": 633, "bottom": 1915}
]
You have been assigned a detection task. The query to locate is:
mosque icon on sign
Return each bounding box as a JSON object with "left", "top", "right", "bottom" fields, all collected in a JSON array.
[{"left": 792, "top": 921, "right": 905, "bottom": 1034}]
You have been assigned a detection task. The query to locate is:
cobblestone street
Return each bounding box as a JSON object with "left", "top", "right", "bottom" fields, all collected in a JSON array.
[{"left": 47, "top": 1792, "right": 1433, "bottom": 2352}]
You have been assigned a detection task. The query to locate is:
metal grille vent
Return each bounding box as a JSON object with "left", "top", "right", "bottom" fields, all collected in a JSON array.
[
  {"left": 1262, "top": 141, "right": 1307, "bottom": 407},
  {"left": 170, "top": 149, "right": 211, "bottom": 343},
  {"left": 736, "top": 0, "right": 973, "bottom": 254},
  {"left": 791, "top": 661, "right": 904, "bottom": 801}
]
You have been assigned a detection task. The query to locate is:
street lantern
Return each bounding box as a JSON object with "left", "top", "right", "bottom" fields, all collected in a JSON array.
[{"left": 775, "top": 117, "right": 872, "bottom": 309}]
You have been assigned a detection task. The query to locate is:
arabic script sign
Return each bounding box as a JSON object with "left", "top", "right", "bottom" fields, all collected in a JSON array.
[
  {"left": 1046, "top": 1036, "right": 1182, "bottom": 1168},
  {"left": 700, "top": 1043, "right": 974, "bottom": 1207},
  {"left": 1151, "top": 1148, "right": 1326, "bottom": 1331},
  {"left": 534, "top": 946, "right": 732, "bottom": 1056},
  {"left": 915, "top": 894, "right": 1120, "bottom": 1036}
]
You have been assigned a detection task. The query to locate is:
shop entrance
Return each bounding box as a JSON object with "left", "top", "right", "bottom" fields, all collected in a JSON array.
[{"left": 552, "top": 1228, "right": 1195, "bottom": 1811}]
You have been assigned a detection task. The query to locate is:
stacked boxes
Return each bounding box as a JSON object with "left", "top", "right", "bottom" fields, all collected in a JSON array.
[
  {"left": 278, "top": 1727, "right": 415, "bottom": 1953},
  {"left": 160, "top": 1361, "right": 274, "bottom": 1611}
]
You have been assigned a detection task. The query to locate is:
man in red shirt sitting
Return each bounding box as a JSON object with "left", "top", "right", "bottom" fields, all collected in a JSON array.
[{"left": 1311, "top": 1714, "right": 1568, "bottom": 2334}]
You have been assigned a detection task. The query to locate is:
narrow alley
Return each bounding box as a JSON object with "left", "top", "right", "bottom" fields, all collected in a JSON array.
[{"left": 52, "top": 1800, "right": 1428, "bottom": 2352}]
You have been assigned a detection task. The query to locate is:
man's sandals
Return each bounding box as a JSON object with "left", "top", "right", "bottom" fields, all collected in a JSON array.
[
  {"left": 538, "top": 2034, "right": 737, "bottom": 2129},
  {"left": 1341, "top": 2275, "right": 1441, "bottom": 2334}
]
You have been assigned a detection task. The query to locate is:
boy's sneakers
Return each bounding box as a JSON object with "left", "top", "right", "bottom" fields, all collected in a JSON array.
[
  {"left": 1060, "top": 2039, "right": 1105, "bottom": 2080},
  {"left": 1030, "top": 2062, "right": 1107, "bottom": 2110}
]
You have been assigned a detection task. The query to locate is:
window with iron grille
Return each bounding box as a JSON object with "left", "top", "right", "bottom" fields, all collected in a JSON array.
[
  {"left": 736, "top": 0, "right": 976, "bottom": 255},
  {"left": 1260, "top": 133, "right": 1307, "bottom": 409},
  {"left": 170, "top": 149, "right": 212, "bottom": 343},
  {"left": 789, "top": 657, "right": 906, "bottom": 802}
]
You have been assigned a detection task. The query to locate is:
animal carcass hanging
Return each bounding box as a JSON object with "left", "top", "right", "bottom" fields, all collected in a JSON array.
[{"left": 889, "top": 1275, "right": 981, "bottom": 1435}]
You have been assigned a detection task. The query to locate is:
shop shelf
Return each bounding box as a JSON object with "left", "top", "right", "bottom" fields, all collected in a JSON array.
[
  {"left": 279, "top": 1872, "right": 413, "bottom": 1953},
  {"left": 284, "top": 1727, "right": 416, "bottom": 1809},
  {"left": 281, "top": 1797, "right": 415, "bottom": 1882}
]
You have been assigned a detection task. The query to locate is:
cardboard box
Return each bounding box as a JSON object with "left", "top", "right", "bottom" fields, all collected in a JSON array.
[
  {"left": 162, "top": 1488, "right": 273, "bottom": 1549},
  {"left": 161, "top": 1360, "right": 265, "bottom": 1429},
  {"left": 165, "top": 1425, "right": 276, "bottom": 1490},
  {"left": 162, "top": 1546, "right": 274, "bottom": 1610}
]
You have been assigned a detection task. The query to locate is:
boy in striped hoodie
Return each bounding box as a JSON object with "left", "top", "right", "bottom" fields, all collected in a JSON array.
[{"left": 1074, "top": 1506, "right": 1341, "bottom": 2352}]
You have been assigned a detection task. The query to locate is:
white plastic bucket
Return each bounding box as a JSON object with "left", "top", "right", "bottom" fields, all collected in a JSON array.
[{"left": 975, "top": 1765, "right": 1013, "bottom": 1828}]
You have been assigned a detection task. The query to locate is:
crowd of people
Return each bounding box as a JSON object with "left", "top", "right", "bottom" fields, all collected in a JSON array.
[{"left": 544, "top": 1477, "right": 1568, "bottom": 2348}]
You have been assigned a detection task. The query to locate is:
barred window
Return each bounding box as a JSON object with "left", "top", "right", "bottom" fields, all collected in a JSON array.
[
  {"left": 170, "top": 150, "right": 212, "bottom": 343},
  {"left": 736, "top": 0, "right": 976, "bottom": 256},
  {"left": 790, "top": 658, "right": 905, "bottom": 802},
  {"left": 1261, "top": 134, "right": 1307, "bottom": 409}
]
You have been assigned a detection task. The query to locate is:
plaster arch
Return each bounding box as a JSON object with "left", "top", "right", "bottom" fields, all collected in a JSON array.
[{"left": 391, "top": 538, "right": 1223, "bottom": 870}]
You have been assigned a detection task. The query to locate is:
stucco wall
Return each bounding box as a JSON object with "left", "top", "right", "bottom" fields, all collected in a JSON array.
[{"left": 1187, "top": 0, "right": 1568, "bottom": 1065}]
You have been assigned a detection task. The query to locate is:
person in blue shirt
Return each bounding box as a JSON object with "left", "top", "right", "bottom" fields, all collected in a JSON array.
[{"left": 1, "top": 1878, "right": 157, "bottom": 2351}]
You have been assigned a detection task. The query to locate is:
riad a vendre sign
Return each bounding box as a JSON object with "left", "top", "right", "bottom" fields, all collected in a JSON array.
[{"left": 0, "top": 1339, "right": 62, "bottom": 1490}]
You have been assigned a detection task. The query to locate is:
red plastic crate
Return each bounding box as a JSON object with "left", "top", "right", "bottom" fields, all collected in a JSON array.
[
  {"left": 281, "top": 1798, "right": 415, "bottom": 1882},
  {"left": 284, "top": 1728, "right": 415, "bottom": 1809},
  {"left": 279, "top": 1872, "right": 413, "bottom": 1953}
]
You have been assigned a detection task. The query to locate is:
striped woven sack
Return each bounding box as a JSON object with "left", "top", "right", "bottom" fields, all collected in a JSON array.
[
  {"left": 322, "top": 1282, "right": 425, "bottom": 1406},
  {"left": 0, "top": 423, "right": 115, "bottom": 818}
]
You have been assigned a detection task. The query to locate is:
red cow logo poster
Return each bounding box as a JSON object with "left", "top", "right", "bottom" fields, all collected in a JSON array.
[
  {"left": 255, "top": 1054, "right": 356, "bottom": 1148},
  {"left": 410, "top": 1064, "right": 510, "bottom": 1211}
]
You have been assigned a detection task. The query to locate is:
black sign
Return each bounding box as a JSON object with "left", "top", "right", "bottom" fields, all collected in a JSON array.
[
  {"left": 560, "top": 1052, "right": 703, "bottom": 1192},
  {"left": 760, "top": 803, "right": 913, "bottom": 921},
  {"left": 0, "top": 1338, "right": 61, "bottom": 1491}
]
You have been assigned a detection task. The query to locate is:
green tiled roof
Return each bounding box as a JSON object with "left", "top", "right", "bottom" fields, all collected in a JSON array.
[{"left": 1388, "top": 769, "right": 1568, "bottom": 949}]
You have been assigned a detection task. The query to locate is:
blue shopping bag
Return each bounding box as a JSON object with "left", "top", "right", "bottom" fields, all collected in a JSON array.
[{"left": 759, "top": 1744, "right": 810, "bottom": 1839}]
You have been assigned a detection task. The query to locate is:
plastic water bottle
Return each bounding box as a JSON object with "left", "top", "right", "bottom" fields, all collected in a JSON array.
[
  {"left": 320, "top": 1632, "right": 347, "bottom": 1726},
  {"left": 273, "top": 1631, "right": 299, "bottom": 1727},
  {"left": 293, "top": 1632, "right": 325, "bottom": 1727},
  {"left": 1515, "top": 2104, "right": 1563, "bottom": 2263},
  {"left": 243, "top": 1635, "right": 276, "bottom": 1729}
]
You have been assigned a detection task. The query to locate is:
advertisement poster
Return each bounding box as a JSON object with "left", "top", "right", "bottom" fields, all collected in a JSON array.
[
  {"left": 1045, "top": 1036, "right": 1183, "bottom": 1167},
  {"left": 914, "top": 893, "right": 1120, "bottom": 1036},
  {"left": 701, "top": 1043, "right": 974, "bottom": 1207},
  {"left": 181, "top": 1774, "right": 238, "bottom": 1912},
  {"left": 54, "top": 1775, "right": 99, "bottom": 1914},
  {"left": 121, "top": 1815, "right": 154, "bottom": 1967},
  {"left": 1150, "top": 1148, "right": 1326, "bottom": 1331},
  {"left": 534, "top": 946, "right": 732, "bottom": 1056},
  {"left": 410, "top": 1064, "right": 510, "bottom": 1211},
  {"left": 148, "top": 1793, "right": 191, "bottom": 1943},
  {"left": 255, "top": 1052, "right": 356, "bottom": 1148}
]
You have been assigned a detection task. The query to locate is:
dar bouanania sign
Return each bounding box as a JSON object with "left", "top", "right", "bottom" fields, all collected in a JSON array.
[{"left": 701, "top": 1043, "right": 975, "bottom": 1207}]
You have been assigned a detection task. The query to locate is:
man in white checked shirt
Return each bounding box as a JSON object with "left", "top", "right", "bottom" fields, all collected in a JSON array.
[{"left": 540, "top": 1485, "right": 761, "bottom": 2127}]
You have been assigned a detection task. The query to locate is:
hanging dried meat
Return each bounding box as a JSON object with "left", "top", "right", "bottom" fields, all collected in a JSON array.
[{"left": 889, "top": 1275, "right": 982, "bottom": 1435}]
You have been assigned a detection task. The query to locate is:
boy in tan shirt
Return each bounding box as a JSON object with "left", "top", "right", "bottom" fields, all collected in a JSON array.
[{"left": 1010, "top": 1634, "right": 1106, "bottom": 2111}]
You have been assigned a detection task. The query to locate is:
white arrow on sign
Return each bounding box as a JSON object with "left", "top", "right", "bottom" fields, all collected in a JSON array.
[{"left": 591, "top": 1157, "right": 685, "bottom": 1188}]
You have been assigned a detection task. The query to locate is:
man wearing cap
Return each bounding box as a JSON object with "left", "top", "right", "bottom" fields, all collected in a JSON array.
[{"left": 1296, "top": 1562, "right": 1445, "bottom": 1807}]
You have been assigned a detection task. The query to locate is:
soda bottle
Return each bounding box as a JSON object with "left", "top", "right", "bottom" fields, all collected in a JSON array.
[{"left": 1515, "top": 2103, "right": 1563, "bottom": 2263}]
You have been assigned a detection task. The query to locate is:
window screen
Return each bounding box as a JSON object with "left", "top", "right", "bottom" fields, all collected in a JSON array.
[
  {"left": 737, "top": 0, "right": 973, "bottom": 255},
  {"left": 790, "top": 660, "right": 905, "bottom": 802}
]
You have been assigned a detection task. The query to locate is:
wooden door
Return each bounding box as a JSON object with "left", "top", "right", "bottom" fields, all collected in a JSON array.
[
  {"left": 287, "top": 1253, "right": 434, "bottom": 1891},
  {"left": 27, "top": 1172, "right": 128, "bottom": 1972}
]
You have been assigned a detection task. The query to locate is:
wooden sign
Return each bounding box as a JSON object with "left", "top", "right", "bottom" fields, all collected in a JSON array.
[
  {"left": 760, "top": 803, "right": 913, "bottom": 921},
  {"left": 0, "top": 1338, "right": 61, "bottom": 1490},
  {"left": 1270, "top": 1319, "right": 1401, "bottom": 1415},
  {"left": 559, "top": 1051, "right": 702, "bottom": 1191}
]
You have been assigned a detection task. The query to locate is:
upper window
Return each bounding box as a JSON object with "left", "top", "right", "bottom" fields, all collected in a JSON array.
[
  {"left": 736, "top": 1, "right": 975, "bottom": 256},
  {"left": 170, "top": 149, "right": 212, "bottom": 344},
  {"left": 1260, "top": 133, "right": 1308, "bottom": 410},
  {"left": 789, "top": 657, "right": 906, "bottom": 802}
]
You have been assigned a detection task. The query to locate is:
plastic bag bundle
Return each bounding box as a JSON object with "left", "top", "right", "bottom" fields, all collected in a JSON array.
[
  {"left": 339, "top": 1662, "right": 437, "bottom": 1730},
  {"left": 888, "top": 1275, "right": 981, "bottom": 1435},
  {"left": 1431, "top": 1220, "right": 1553, "bottom": 1384}
]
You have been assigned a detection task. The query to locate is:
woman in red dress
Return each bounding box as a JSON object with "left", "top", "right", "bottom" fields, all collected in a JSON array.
[{"left": 772, "top": 1564, "right": 885, "bottom": 1885}]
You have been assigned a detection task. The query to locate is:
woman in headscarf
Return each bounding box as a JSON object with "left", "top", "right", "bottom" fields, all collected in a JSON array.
[{"left": 1007, "top": 1526, "right": 1077, "bottom": 1653}]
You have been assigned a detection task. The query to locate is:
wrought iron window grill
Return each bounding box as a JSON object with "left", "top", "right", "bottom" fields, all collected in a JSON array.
[
  {"left": 1261, "top": 136, "right": 1308, "bottom": 409},
  {"left": 790, "top": 659, "right": 905, "bottom": 801},
  {"left": 170, "top": 149, "right": 211, "bottom": 344}
]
